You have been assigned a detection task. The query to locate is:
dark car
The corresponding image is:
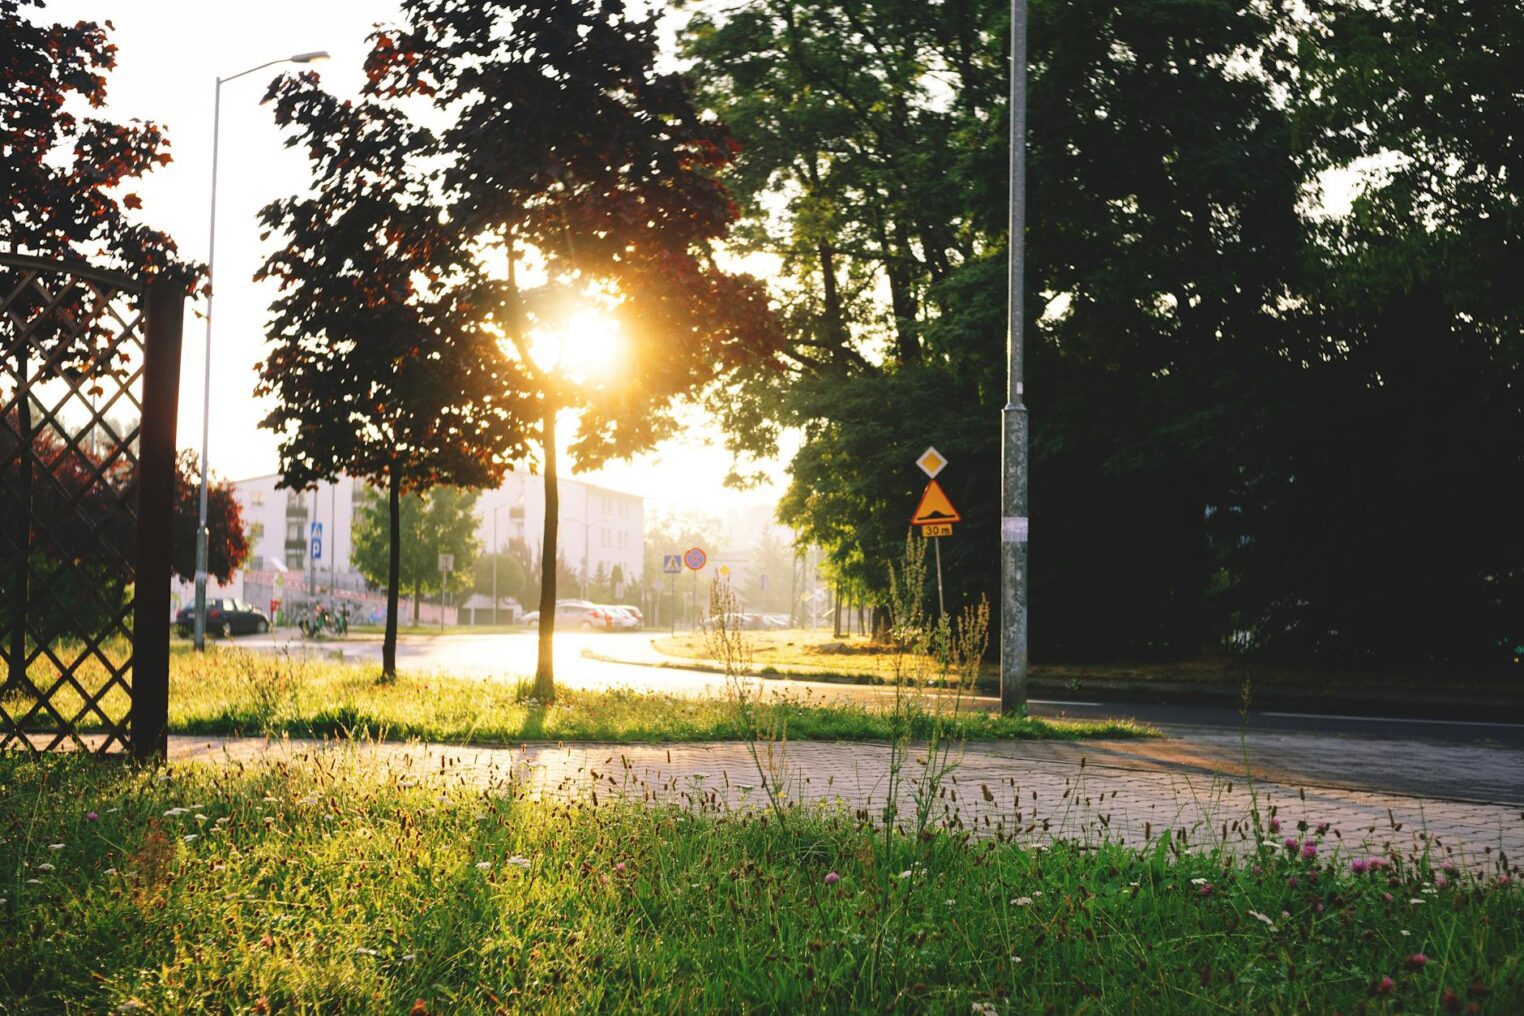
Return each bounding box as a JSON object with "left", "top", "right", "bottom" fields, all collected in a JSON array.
[{"left": 176, "top": 598, "right": 270, "bottom": 638}]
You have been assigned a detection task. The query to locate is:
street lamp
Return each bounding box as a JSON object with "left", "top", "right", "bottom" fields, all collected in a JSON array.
[
  {"left": 192, "top": 50, "right": 328, "bottom": 652},
  {"left": 490, "top": 496, "right": 525, "bottom": 625},
  {"left": 576, "top": 508, "right": 619, "bottom": 600},
  {"left": 1000, "top": 2, "right": 1029, "bottom": 712}
]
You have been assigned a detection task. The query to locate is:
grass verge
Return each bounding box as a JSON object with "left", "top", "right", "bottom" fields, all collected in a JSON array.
[
  {"left": 3, "top": 751, "right": 1520, "bottom": 1012},
  {"left": 4, "top": 648, "right": 1152, "bottom": 744}
]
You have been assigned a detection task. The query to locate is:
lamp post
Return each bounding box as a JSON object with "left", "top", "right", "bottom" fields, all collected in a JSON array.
[
  {"left": 1000, "top": 2, "right": 1029, "bottom": 712},
  {"left": 193, "top": 50, "right": 328, "bottom": 652}
]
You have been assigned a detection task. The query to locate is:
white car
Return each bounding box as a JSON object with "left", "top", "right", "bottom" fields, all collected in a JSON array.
[{"left": 602, "top": 605, "right": 641, "bottom": 630}]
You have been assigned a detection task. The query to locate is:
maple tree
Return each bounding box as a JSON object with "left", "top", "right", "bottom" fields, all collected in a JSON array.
[
  {"left": 367, "top": 0, "right": 777, "bottom": 698},
  {"left": 170, "top": 451, "right": 248, "bottom": 585},
  {"left": 1, "top": 0, "right": 193, "bottom": 691},
  {"left": 255, "top": 75, "right": 529, "bottom": 678}
]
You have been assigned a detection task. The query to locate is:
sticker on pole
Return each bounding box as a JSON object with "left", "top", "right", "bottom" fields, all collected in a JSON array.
[
  {"left": 683, "top": 546, "right": 707, "bottom": 571},
  {"left": 915, "top": 446, "right": 948, "bottom": 479},
  {"left": 911, "top": 480, "right": 961, "bottom": 526},
  {"left": 662, "top": 554, "right": 682, "bottom": 574}
]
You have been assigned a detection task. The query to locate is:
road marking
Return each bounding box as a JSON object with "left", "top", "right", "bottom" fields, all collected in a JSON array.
[{"left": 1262, "top": 711, "right": 1524, "bottom": 730}]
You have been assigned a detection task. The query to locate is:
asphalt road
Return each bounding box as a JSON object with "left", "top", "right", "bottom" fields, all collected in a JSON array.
[{"left": 227, "top": 629, "right": 1524, "bottom": 804}]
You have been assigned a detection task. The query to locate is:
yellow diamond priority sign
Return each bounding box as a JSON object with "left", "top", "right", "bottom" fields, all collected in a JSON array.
[{"left": 915, "top": 446, "right": 947, "bottom": 479}]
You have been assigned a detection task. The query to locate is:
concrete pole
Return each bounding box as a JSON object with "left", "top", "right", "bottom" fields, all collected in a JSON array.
[{"left": 1000, "top": 0, "right": 1031, "bottom": 714}]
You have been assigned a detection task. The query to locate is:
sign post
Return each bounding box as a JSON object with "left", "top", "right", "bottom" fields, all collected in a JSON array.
[
  {"left": 438, "top": 553, "right": 454, "bottom": 630},
  {"left": 911, "top": 453, "right": 961, "bottom": 618},
  {"left": 684, "top": 547, "right": 707, "bottom": 628},
  {"left": 663, "top": 553, "right": 682, "bottom": 632}
]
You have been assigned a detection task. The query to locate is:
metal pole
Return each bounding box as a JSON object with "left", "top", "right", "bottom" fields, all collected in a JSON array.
[
  {"left": 492, "top": 505, "right": 499, "bottom": 626},
  {"left": 329, "top": 481, "right": 336, "bottom": 612},
  {"left": 1000, "top": 0, "right": 1030, "bottom": 714},
  {"left": 933, "top": 536, "right": 945, "bottom": 618},
  {"left": 669, "top": 571, "right": 676, "bottom": 633},
  {"left": 192, "top": 75, "right": 224, "bottom": 653}
]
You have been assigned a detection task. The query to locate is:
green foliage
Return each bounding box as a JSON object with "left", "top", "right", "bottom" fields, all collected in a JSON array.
[
  {"left": 4, "top": 751, "right": 1520, "bottom": 1011},
  {"left": 690, "top": 0, "right": 1523, "bottom": 667},
  {"left": 351, "top": 486, "right": 481, "bottom": 605}
]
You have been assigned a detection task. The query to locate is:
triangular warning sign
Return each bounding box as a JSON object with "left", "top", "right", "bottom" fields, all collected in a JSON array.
[{"left": 911, "top": 480, "right": 962, "bottom": 525}]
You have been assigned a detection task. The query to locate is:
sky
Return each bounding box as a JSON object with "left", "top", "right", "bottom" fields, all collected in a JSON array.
[{"left": 31, "top": 0, "right": 791, "bottom": 518}]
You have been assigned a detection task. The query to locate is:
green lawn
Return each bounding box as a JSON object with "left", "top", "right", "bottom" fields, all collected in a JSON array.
[
  {"left": 5, "top": 647, "right": 1152, "bottom": 745},
  {"left": 3, "top": 751, "right": 1519, "bottom": 1012}
]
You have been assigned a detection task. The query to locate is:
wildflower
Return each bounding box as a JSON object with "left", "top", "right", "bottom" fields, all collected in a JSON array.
[
  {"left": 103, "top": 868, "right": 117, "bottom": 876},
  {"left": 615, "top": 862, "right": 626, "bottom": 874},
  {"left": 263, "top": 816, "right": 275, "bottom": 824},
  {"left": 1284, "top": 837, "right": 1299, "bottom": 851},
  {"left": 1382, "top": 891, "right": 1394, "bottom": 902},
  {"left": 402, "top": 953, "right": 416, "bottom": 961},
  {"left": 1010, "top": 955, "right": 1022, "bottom": 964},
  {"left": 1408, "top": 898, "right": 1424, "bottom": 905},
  {"left": 475, "top": 861, "right": 492, "bottom": 870},
  {"left": 899, "top": 870, "right": 913, "bottom": 880},
  {"left": 824, "top": 871, "right": 840, "bottom": 886},
  {"left": 1405, "top": 953, "right": 1427, "bottom": 970},
  {"left": 1269, "top": 818, "right": 1281, "bottom": 833},
  {"left": 1247, "top": 910, "right": 1275, "bottom": 928},
  {"left": 1314, "top": 902, "right": 1324, "bottom": 914},
  {"left": 944, "top": 898, "right": 955, "bottom": 905},
  {"left": 506, "top": 857, "right": 531, "bottom": 868},
  {"left": 1375, "top": 975, "right": 1395, "bottom": 995},
  {"left": 85, "top": 812, "right": 99, "bottom": 822},
  {"left": 354, "top": 947, "right": 379, "bottom": 956},
  {"left": 1351, "top": 859, "right": 1369, "bottom": 874},
  {"left": 972, "top": 1004, "right": 998, "bottom": 1016},
  {"left": 1315, "top": 822, "right": 1329, "bottom": 835},
  {"left": 183, "top": 834, "right": 198, "bottom": 843},
  {"left": 1011, "top": 897, "right": 1033, "bottom": 906},
  {"left": 1190, "top": 878, "right": 1208, "bottom": 886},
  {"left": 36, "top": 863, "right": 54, "bottom": 872},
  {"left": 48, "top": 843, "right": 65, "bottom": 852},
  {"left": 1400, "top": 930, "right": 1410, "bottom": 937},
  {"left": 1435, "top": 875, "right": 1448, "bottom": 889},
  {"left": 25, "top": 879, "right": 43, "bottom": 885},
  {"left": 1301, "top": 842, "right": 1317, "bottom": 860},
  {"left": 1198, "top": 883, "right": 1213, "bottom": 897}
]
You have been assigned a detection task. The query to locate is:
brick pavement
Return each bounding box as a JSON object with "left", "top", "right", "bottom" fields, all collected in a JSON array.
[{"left": 170, "top": 735, "right": 1524, "bottom": 878}]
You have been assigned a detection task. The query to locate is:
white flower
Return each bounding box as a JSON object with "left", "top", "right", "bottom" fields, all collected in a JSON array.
[
  {"left": 183, "top": 834, "right": 198, "bottom": 843},
  {"left": 506, "top": 857, "right": 531, "bottom": 868},
  {"left": 263, "top": 816, "right": 276, "bottom": 824},
  {"left": 103, "top": 868, "right": 117, "bottom": 876},
  {"left": 402, "top": 953, "right": 416, "bottom": 961},
  {"left": 971, "top": 1004, "right": 998, "bottom": 1016},
  {"left": 354, "top": 947, "right": 379, "bottom": 956},
  {"left": 1010, "top": 955, "right": 1022, "bottom": 964},
  {"left": 944, "top": 898, "right": 956, "bottom": 905},
  {"left": 1190, "top": 878, "right": 1208, "bottom": 886},
  {"left": 215, "top": 817, "right": 229, "bottom": 825},
  {"left": 1400, "top": 930, "right": 1411, "bottom": 936},
  {"left": 1033, "top": 891, "right": 1043, "bottom": 897},
  {"left": 163, "top": 807, "right": 187, "bottom": 817},
  {"left": 476, "top": 861, "right": 493, "bottom": 870},
  {"left": 1408, "top": 898, "right": 1425, "bottom": 905},
  {"left": 48, "top": 843, "right": 65, "bottom": 851},
  {"left": 106, "top": 807, "right": 121, "bottom": 814},
  {"left": 1011, "top": 897, "right": 1033, "bottom": 906},
  {"left": 263, "top": 795, "right": 278, "bottom": 803},
  {"left": 0, "top": 898, "right": 5, "bottom": 906},
  {"left": 899, "top": 870, "right": 913, "bottom": 880},
  {"left": 25, "top": 878, "right": 43, "bottom": 885},
  {"left": 1421, "top": 887, "right": 1438, "bottom": 895},
  {"left": 1247, "top": 910, "right": 1276, "bottom": 929},
  {"left": 36, "top": 863, "right": 54, "bottom": 872}
]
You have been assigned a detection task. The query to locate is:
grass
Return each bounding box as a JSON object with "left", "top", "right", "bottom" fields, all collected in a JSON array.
[
  {"left": 4, "top": 647, "right": 1152, "bottom": 745},
  {"left": 3, "top": 750, "right": 1520, "bottom": 1013},
  {"left": 653, "top": 629, "right": 1523, "bottom": 698}
]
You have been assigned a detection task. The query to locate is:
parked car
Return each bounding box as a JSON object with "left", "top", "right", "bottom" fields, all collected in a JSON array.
[
  {"left": 613, "top": 604, "right": 644, "bottom": 629},
  {"left": 556, "top": 600, "right": 615, "bottom": 630},
  {"left": 521, "top": 610, "right": 541, "bottom": 626},
  {"left": 602, "top": 605, "right": 641, "bottom": 630},
  {"left": 175, "top": 598, "right": 269, "bottom": 638}
]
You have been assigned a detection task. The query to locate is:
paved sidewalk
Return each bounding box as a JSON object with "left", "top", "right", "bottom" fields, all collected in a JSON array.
[{"left": 170, "top": 734, "right": 1524, "bottom": 878}]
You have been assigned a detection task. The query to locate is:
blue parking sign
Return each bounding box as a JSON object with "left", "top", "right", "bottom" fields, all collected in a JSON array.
[{"left": 310, "top": 521, "right": 323, "bottom": 561}]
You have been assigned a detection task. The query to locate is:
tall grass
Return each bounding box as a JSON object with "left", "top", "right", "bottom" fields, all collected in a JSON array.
[{"left": 3, "top": 750, "right": 1519, "bottom": 1013}]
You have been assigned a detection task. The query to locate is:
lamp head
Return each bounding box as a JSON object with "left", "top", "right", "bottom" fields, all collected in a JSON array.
[{"left": 290, "top": 51, "right": 330, "bottom": 64}]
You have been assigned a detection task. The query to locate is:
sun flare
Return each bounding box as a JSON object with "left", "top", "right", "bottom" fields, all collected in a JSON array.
[{"left": 528, "top": 308, "right": 624, "bottom": 382}]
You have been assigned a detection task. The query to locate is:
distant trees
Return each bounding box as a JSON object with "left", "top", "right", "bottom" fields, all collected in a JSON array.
[{"left": 352, "top": 486, "right": 481, "bottom": 623}]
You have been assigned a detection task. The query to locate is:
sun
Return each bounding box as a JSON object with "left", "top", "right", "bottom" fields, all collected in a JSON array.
[{"left": 528, "top": 308, "right": 624, "bottom": 383}]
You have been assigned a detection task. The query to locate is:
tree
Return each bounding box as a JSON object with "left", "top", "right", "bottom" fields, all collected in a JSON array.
[
  {"left": 472, "top": 538, "right": 533, "bottom": 610},
  {"left": 368, "top": 0, "right": 777, "bottom": 698},
  {"left": 255, "top": 74, "right": 529, "bottom": 677},
  {"left": 170, "top": 451, "right": 249, "bottom": 584},
  {"left": 688, "top": 0, "right": 1305, "bottom": 660},
  {"left": 352, "top": 485, "right": 481, "bottom": 623},
  {"left": 2, "top": 0, "right": 192, "bottom": 691}
]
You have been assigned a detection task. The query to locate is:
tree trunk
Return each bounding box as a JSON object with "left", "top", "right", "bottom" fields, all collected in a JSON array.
[
  {"left": 382, "top": 468, "right": 401, "bottom": 679},
  {"left": 534, "top": 396, "right": 559, "bottom": 700},
  {"left": 5, "top": 356, "right": 32, "bottom": 695},
  {"left": 833, "top": 579, "right": 843, "bottom": 637}
]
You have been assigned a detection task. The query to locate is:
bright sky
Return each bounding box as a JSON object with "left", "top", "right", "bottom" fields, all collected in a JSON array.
[{"left": 31, "top": 0, "right": 789, "bottom": 517}]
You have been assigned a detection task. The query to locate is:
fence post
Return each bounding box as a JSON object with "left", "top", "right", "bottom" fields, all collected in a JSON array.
[{"left": 130, "top": 278, "right": 184, "bottom": 761}]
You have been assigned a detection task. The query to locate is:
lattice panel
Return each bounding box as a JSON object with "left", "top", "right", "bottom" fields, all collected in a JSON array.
[{"left": 1, "top": 256, "right": 150, "bottom": 754}]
